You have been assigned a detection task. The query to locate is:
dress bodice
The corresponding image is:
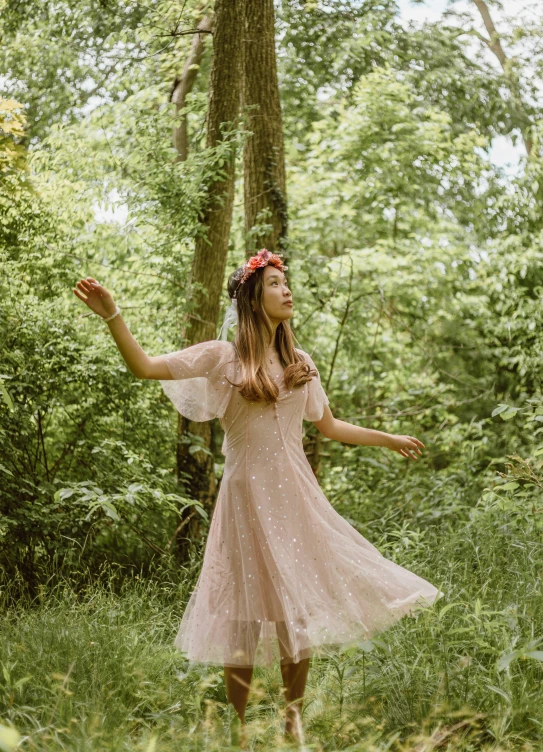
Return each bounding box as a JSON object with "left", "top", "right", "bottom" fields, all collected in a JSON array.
[{"left": 159, "top": 340, "right": 329, "bottom": 437}]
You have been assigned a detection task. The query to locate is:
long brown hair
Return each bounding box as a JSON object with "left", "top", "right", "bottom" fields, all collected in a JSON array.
[{"left": 227, "top": 265, "right": 316, "bottom": 403}]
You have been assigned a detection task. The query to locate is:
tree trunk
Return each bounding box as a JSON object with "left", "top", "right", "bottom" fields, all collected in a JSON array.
[
  {"left": 173, "top": 0, "right": 244, "bottom": 560},
  {"left": 242, "top": 0, "right": 288, "bottom": 255},
  {"left": 471, "top": 0, "right": 533, "bottom": 156}
]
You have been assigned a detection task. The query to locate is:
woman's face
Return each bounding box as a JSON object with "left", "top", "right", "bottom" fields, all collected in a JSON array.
[{"left": 259, "top": 265, "right": 293, "bottom": 322}]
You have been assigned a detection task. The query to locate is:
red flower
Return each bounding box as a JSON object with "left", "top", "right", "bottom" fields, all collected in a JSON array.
[{"left": 238, "top": 248, "right": 288, "bottom": 287}]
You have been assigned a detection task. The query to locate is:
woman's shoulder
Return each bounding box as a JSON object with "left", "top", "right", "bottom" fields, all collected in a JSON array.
[
  {"left": 165, "top": 339, "right": 237, "bottom": 373},
  {"left": 186, "top": 339, "right": 236, "bottom": 357},
  {"left": 294, "top": 347, "right": 321, "bottom": 376},
  {"left": 294, "top": 347, "right": 315, "bottom": 364},
  {"left": 211, "top": 339, "right": 237, "bottom": 356},
  {"left": 205, "top": 339, "right": 238, "bottom": 368}
]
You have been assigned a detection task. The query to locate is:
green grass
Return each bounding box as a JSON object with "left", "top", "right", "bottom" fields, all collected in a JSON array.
[
  {"left": 2, "top": 434, "right": 543, "bottom": 751},
  {"left": 1, "top": 502, "right": 543, "bottom": 752}
]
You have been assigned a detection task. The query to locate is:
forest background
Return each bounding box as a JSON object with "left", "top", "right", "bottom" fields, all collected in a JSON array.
[{"left": 2, "top": 0, "right": 543, "bottom": 749}]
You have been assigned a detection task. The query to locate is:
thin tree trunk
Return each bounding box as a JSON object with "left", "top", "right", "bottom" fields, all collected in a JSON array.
[
  {"left": 471, "top": 0, "right": 532, "bottom": 156},
  {"left": 306, "top": 263, "right": 353, "bottom": 477},
  {"left": 173, "top": 0, "right": 244, "bottom": 559},
  {"left": 171, "top": 13, "right": 214, "bottom": 161},
  {"left": 242, "top": 0, "right": 288, "bottom": 256}
]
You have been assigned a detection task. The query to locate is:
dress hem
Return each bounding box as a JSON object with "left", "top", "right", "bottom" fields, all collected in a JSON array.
[{"left": 173, "top": 587, "right": 444, "bottom": 669}]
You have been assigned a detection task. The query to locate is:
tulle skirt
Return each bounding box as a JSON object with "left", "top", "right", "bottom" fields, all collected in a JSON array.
[{"left": 173, "top": 442, "right": 442, "bottom": 668}]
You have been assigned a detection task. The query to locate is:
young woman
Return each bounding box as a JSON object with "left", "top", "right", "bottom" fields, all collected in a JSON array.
[{"left": 73, "top": 249, "right": 441, "bottom": 745}]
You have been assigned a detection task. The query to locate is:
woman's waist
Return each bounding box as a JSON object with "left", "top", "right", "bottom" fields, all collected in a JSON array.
[{"left": 222, "top": 427, "right": 302, "bottom": 455}]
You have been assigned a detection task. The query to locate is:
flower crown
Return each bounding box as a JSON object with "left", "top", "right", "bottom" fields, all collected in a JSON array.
[{"left": 234, "top": 248, "right": 288, "bottom": 295}]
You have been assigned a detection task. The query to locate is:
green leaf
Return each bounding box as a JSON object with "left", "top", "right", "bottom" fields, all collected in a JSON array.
[
  {"left": 491, "top": 404, "right": 510, "bottom": 417},
  {"left": 497, "top": 652, "right": 519, "bottom": 672},
  {"left": 486, "top": 684, "right": 511, "bottom": 702},
  {"left": 0, "top": 723, "right": 21, "bottom": 752},
  {"left": 101, "top": 502, "right": 120, "bottom": 521},
  {"left": 437, "top": 602, "right": 463, "bottom": 618},
  {"left": 357, "top": 640, "right": 374, "bottom": 653},
  {"left": 193, "top": 504, "right": 209, "bottom": 520},
  {"left": 144, "top": 736, "right": 158, "bottom": 752},
  {"left": 188, "top": 444, "right": 213, "bottom": 457},
  {"left": 0, "top": 379, "right": 14, "bottom": 410},
  {"left": 500, "top": 408, "right": 521, "bottom": 421}
]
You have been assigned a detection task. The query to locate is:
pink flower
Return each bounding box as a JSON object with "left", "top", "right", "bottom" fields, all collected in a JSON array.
[{"left": 237, "top": 248, "right": 288, "bottom": 287}]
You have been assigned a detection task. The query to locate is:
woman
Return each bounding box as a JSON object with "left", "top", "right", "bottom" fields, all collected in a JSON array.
[{"left": 73, "top": 249, "right": 441, "bottom": 745}]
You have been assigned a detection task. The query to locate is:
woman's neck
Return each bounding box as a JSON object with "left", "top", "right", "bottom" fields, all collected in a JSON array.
[{"left": 265, "top": 320, "right": 280, "bottom": 348}]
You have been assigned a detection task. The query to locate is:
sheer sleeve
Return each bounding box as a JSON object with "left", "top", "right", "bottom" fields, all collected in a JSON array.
[
  {"left": 298, "top": 350, "right": 330, "bottom": 422},
  {"left": 158, "top": 340, "right": 237, "bottom": 422}
]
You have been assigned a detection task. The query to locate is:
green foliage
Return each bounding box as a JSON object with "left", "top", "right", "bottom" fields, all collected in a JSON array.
[
  {"left": 278, "top": 1, "right": 514, "bottom": 146},
  {"left": 2, "top": 0, "right": 543, "bottom": 747},
  {"left": 0, "top": 87, "right": 243, "bottom": 587},
  {"left": 0, "top": 0, "right": 212, "bottom": 140},
  {"left": 287, "top": 65, "right": 502, "bottom": 252},
  {"left": 0, "top": 96, "right": 26, "bottom": 173},
  {"left": 2, "top": 429, "right": 543, "bottom": 751}
]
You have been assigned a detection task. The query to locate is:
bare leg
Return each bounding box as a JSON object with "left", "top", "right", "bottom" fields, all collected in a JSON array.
[
  {"left": 223, "top": 620, "right": 261, "bottom": 746},
  {"left": 280, "top": 657, "right": 310, "bottom": 741},
  {"left": 276, "top": 620, "right": 311, "bottom": 743},
  {"left": 224, "top": 665, "right": 254, "bottom": 724}
]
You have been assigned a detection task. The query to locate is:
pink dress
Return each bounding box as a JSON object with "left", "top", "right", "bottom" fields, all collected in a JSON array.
[{"left": 159, "top": 340, "right": 441, "bottom": 667}]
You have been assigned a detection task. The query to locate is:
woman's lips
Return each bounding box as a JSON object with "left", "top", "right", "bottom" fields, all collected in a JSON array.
[{"left": 283, "top": 301, "right": 293, "bottom": 306}]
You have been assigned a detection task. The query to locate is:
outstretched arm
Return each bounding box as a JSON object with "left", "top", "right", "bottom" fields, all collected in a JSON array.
[
  {"left": 72, "top": 277, "right": 175, "bottom": 380},
  {"left": 312, "top": 405, "right": 424, "bottom": 461}
]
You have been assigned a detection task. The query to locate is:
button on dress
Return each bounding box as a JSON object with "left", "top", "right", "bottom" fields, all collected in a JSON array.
[{"left": 159, "top": 339, "right": 442, "bottom": 667}]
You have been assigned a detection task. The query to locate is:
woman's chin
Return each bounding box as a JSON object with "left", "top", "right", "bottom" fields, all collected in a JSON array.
[{"left": 267, "top": 308, "right": 294, "bottom": 324}]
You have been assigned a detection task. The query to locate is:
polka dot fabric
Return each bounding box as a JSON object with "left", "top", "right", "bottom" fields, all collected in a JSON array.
[{"left": 159, "top": 340, "right": 442, "bottom": 667}]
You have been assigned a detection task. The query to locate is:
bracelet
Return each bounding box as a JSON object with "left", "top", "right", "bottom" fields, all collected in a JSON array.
[{"left": 102, "top": 305, "right": 121, "bottom": 322}]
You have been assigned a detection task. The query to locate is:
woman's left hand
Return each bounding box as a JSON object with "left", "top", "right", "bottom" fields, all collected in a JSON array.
[{"left": 385, "top": 434, "right": 425, "bottom": 460}]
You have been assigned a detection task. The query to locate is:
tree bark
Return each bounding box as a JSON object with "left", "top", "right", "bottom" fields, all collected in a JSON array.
[
  {"left": 171, "top": 13, "right": 214, "bottom": 162},
  {"left": 242, "top": 0, "right": 288, "bottom": 255},
  {"left": 173, "top": 0, "right": 244, "bottom": 559},
  {"left": 471, "top": 0, "right": 533, "bottom": 156}
]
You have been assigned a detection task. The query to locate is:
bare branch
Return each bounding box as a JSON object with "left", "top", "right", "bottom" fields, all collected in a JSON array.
[
  {"left": 158, "top": 28, "right": 213, "bottom": 38},
  {"left": 166, "top": 508, "right": 197, "bottom": 549},
  {"left": 171, "top": 14, "right": 215, "bottom": 161},
  {"left": 471, "top": 0, "right": 507, "bottom": 66},
  {"left": 470, "top": 0, "right": 533, "bottom": 155}
]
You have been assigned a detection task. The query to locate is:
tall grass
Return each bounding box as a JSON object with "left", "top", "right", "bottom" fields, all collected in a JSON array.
[
  {"left": 2, "top": 404, "right": 543, "bottom": 750},
  {"left": 1, "top": 487, "right": 543, "bottom": 752}
]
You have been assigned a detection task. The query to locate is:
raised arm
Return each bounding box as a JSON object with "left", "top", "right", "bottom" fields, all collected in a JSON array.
[
  {"left": 72, "top": 277, "right": 177, "bottom": 380},
  {"left": 312, "top": 404, "right": 424, "bottom": 461}
]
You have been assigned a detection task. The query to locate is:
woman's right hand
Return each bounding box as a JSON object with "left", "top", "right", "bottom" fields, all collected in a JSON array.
[{"left": 72, "top": 277, "right": 117, "bottom": 320}]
